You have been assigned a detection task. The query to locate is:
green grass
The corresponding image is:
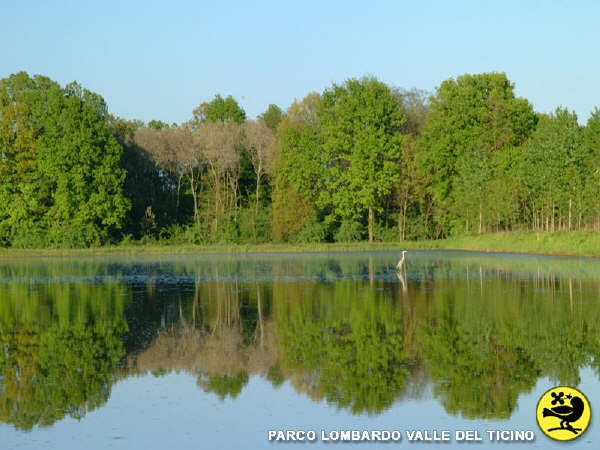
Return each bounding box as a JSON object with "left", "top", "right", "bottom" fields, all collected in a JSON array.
[
  {"left": 437, "top": 230, "right": 600, "bottom": 257},
  {"left": 1, "top": 230, "right": 600, "bottom": 258}
]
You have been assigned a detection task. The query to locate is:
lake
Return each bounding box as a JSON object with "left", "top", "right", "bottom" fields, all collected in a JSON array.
[{"left": 0, "top": 250, "right": 598, "bottom": 449}]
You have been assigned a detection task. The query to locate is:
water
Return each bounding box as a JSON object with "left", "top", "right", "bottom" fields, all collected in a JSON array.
[{"left": 0, "top": 250, "right": 598, "bottom": 449}]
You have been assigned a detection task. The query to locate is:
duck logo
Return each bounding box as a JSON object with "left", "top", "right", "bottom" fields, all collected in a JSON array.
[{"left": 536, "top": 386, "right": 591, "bottom": 441}]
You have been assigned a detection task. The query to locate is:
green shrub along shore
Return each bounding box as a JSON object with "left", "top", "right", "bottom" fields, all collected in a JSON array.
[{"left": 1, "top": 231, "right": 600, "bottom": 258}]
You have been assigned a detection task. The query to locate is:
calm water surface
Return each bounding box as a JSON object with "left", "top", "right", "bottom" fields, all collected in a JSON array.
[{"left": 0, "top": 251, "right": 599, "bottom": 449}]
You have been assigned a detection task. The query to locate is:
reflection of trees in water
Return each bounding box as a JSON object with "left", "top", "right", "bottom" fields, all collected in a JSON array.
[
  {"left": 418, "top": 265, "right": 600, "bottom": 419},
  {"left": 273, "top": 278, "right": 418, "bottom": 415},
  {"left": 129, "top": 266, "right": 278, "bottom": 401},
  {"left": 2, "top": 255, "right": 600, "bottom": 429},
  {"left": 0, "top": 275, "right": 127, "bottom": 431}
]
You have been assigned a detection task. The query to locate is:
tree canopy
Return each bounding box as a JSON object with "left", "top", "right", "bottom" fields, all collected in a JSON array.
[
  {"left": 2, "top": 70, "right": 600, "bottom": 247},
  {"left": 0, "top": 72, "right": 129, "bottom": 247}
]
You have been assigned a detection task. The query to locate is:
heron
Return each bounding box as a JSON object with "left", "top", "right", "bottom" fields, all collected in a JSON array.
[{"left": 397, "top": 250, "right": 407, "bottom": 272}]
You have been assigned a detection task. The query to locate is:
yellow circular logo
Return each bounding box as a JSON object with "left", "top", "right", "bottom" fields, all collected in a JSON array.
[{"left": 536, "top": 386, "right": 591, "bottom": 441}]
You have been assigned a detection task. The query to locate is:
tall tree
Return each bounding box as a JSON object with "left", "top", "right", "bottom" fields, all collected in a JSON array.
[
  {"left": 111, "top": 116, "right": 175, "bottom": 238},
  {"left": 135, "top": 126, "right": 204, "bottom": 228},
  {"left": 0, "top": 81, "right": 39, "bottom": 244},
  {"left": 582, "top": 109, "right": 600, "bottom": 229},
  {"left": 192, "top": 94, "right": 246, "bottom": 127},
  {"left": 418, "top": 73, "right": 536, "bottom": 236},
  {"left": 520, "top": 108, "right": 582, "bottom": 231},
  {"left": 0, "top": 72, "right": 130, "bottom": 246},
  {"left": 272, "top": 93, "right": 322, "bottom": 242},
  {"left": 317, "top": 77, "right": 405, "bottom": 241},
  {"left": 243, "top": 120, "right": 275, "bottom": 240},
  {"left": 196, "top": 122, "right": 241, "bottom": 235},
  {"left": 393, "top": 88, "right": 429, "bottom": 137},
  {"left": 259, "top": 104, "right": 284, "bottom": 132}
]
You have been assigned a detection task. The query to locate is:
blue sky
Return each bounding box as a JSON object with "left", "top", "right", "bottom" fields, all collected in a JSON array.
[{"left": 2, "top": 0, "right": 599, "bottom": 124}]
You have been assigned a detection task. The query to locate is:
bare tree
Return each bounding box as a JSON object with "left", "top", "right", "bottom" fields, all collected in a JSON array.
[
  {"left": 243, "top": 120, "right": 275, "bottom": 240},
  {"left": 135, "top": 126, "right": 204, "bottom": 227},
  {"left": 196, "top": 122, "right": 241, "bottom": 235}
]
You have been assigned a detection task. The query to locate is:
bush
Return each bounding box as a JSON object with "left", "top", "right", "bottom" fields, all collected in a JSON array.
[
  {"left": 272, "top": 183, "right": 315, "bottom": 242},
  {"left": 212, "top": 217, "right": 240, "bottom": 244},
  {"left": 237, "top": 206, "right": 273, "bottom": 243},
  {"left": 373, "top": 223, "right": 398, "bottom": 242},
  {"left": 334, "top": 220, "right": 365, "bottom": 242},
  {"left": 11, "top": 225, "right": 50, "bottom": 249},
  {"left": 295, "top": 219, "right": 328, "bottom": 243},
  {"left": 159, "top": 223, "right": 204, "bottom": 245}
]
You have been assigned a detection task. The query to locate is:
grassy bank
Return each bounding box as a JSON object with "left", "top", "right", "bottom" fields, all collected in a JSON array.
[
  {"left": 432, "top": 230, "right": 600, "bottom": 257},
  {"left": 1, "top": 231, "right": 600, "bottom": 258}
]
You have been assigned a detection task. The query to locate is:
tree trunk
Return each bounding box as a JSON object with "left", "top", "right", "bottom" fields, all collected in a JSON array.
[
  {"left": 398, "top": 211, "right": 403, "bottom": 241},
  {"left": 402, "top": 200, "right": 407, "bottom": 240},
  {"left": 368, "top": 207, "right": 374, "bottom": 242},
  {"left": 190, "top": 172, "right": 200, "bottom": 228},
  {"left": 253, "top": 168, "right": 261, "bottom": 242},
  {"left": 213, "top": 170, "right": 220, "bottom": 235},
  {"left": 568, "top": 198, "right": 572, "bottom": 231},
  {"left": 478, "top": 202, "right": 483, "bottom": 234},
  {"left": 176, "top": 174, "right": 182, "bottom": 216}
]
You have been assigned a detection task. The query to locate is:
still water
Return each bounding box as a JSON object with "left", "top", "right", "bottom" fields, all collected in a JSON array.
[{"left": 0, "top": 250, "right": 598, "bottom": 449}]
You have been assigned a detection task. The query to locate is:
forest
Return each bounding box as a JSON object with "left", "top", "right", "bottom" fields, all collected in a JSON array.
[{"left": 1, "top": 71, "right": 600, "bottom": 248}]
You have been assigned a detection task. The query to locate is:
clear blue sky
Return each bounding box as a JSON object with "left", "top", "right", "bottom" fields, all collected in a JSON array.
[{"left": 2, "top": 0, "right": 599, "bottom": 124}]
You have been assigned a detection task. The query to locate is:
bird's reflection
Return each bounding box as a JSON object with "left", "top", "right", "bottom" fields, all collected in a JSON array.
[{"left": 396, "top": 270, "right": 407, "bottom": 293}]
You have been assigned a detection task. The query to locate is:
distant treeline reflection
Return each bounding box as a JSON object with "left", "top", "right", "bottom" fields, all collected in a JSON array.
[{"left": 1, "top": 254, "right": 599, "bottom": 430}]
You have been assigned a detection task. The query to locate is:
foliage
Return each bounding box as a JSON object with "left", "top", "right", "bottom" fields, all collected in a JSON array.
[
  {"left": 316, "top": 77, "right": 406, "bottom": 241},
  {"left": 192, "top": 94, "right": 246, "bottom": 126},
  {"left": 295, "top": 218, "right": 328, "bottom": 243},
  {"left": 199, "top": 372, "right": 249, "bottom": 400},
  {"left": 372, "top": 223, "right": 397, "bottom": 242},
  {"left": 0, "top": 72, "right": 130, "bottom": 247},
  {"left": 4, "top": 70, "right": 600, "bottom": 248},
  {"left": 334, "top": 220, "right": 365, "bottom": 242},
  {"left": 259, "top": 104, "right": 284, "bottom": 131},
  {"left": 418, "top": 72, "right": 536, "bottom": 236},
  {"left": 271, "top": 183, "right": 316, "bottom": 243},
  {"left": 0, "top": 277, "right": 127, "bottom": 430}
]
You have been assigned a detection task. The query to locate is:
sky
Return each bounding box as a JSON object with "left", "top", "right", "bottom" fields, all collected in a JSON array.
[{"left": 2, "top": 0, "right": 599, "bottom": 124}]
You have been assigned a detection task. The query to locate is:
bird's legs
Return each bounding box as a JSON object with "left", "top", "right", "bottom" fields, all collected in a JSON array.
[{"left": 547, "top": 421, "right": 581, "bottom": 434}]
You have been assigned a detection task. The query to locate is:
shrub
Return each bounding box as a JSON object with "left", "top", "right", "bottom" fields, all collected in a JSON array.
[
  {"left": 373, "top": 223, "right": 397, "bottom": 242},
  {"left": 334, "top": 220, "right": 365, "bottom": 242},
  {"left": 295, "top": 219, "right": 328, "bottom": 243}
]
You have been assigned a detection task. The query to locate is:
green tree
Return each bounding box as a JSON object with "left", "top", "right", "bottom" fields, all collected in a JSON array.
[
  {"left": 0, "top": 81, "right": 41, "bottom": 244},
  {"left": 520, "top": 108, "right": 582, "bottom": 231},
  {"left": 259, "top": 104, "right": 284, "bottom": 132},
  {"left": 317, "top": 77, "right": 405, "bottom": 241},
  {"left": 581, "top": 109, "right": 600, "bottom": 229},
  {"left": 192, "top": 94, "right": 246, "bottom": 126},
  {"left": 454, "top": 144, "right": 492, "bottom": 233},
  {"left": 0, "top": 72, "right": 130, "bottom": 247},
  {"left": 272, "top": 93, "right": 322, "bottom": 242},
  {"left": 418, "top": 73, "right": 536, "bottom": 236}
]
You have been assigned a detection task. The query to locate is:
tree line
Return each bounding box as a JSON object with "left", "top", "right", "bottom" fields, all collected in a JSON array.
[{"left": 2, "top": 71, "right": 600, "bottom": 247}]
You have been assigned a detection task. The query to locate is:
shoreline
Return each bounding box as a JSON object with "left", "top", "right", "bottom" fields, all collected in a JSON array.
[{"left": 1, "top": 231, "right": 600, "bottom": 259}]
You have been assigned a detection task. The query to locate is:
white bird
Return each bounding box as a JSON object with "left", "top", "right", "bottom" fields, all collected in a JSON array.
[{"left": 397, "top": 250, "right": 407, "bottom": 272}]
